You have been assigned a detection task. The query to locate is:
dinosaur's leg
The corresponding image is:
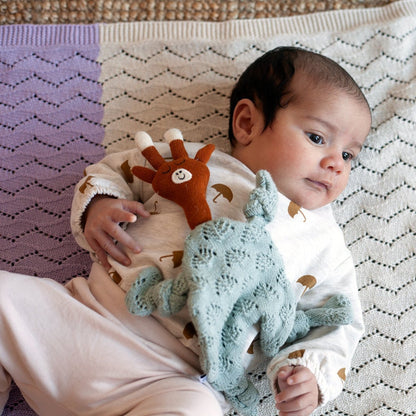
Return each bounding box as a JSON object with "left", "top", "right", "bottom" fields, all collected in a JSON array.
[
  {"left": 211, "top": 352, "right": 259, "bottom": 416},
  {"left": 288, "top": 294, "right": 353, "bottom": 343},
  {"left": 206, "top": 296, "right": 261, "bottom": 416},
  {"left": 259, "top": 309, "right": 295, "bottom": 358},
  {"left": 304, "top": 294, "right": 352, "bottom": 327},
  {"left": 125, "top": 267, "right": 190, "bottom": 316},
  {"left": 125, "top": 266, "right": 164, "bottom": 316},
  {"left": 223, "top": 378, "right": 259, "bottom": 416},
  {"left": 255, "top": 278, "right": 296, "bottom": 358}
]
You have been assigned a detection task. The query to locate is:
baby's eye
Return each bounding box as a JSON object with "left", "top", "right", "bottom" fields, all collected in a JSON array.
[
  {"left": 307, "top": 133, "right": 324, "bottom": 145},
  {"left": 342, "top": 151, "right": 353, "bottom": 161}
]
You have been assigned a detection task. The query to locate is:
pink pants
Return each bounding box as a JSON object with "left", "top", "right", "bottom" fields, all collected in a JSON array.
[{"left": 0, "top": 264, "right": 226, "bottom": 416}]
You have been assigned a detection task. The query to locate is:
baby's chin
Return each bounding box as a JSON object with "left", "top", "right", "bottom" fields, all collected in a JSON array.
[
  {"left": 272, "top": 178, "right": 338, "bottom": 210},
  {"left": 286, "top": 193, "right": 333, "bottom": 211}
]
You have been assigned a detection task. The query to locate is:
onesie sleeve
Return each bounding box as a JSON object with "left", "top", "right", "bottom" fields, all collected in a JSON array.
[
  {"left": 266, "top": 248, "right": 364, "bottom": 406},
  {"left": 70, "top": 148, "right": 148, "bottom": 253}
]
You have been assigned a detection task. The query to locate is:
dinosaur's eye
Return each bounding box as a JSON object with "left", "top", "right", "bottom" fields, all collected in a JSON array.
[{"left": 161, "top": 166, "right": 172, "bottom": 174}]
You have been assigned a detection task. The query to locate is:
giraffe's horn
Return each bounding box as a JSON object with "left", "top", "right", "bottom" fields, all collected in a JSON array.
[
  {"left": 135, "top": 131, "right": 154, "bottom": 151},
  {"left": 135, "top": 131, "right": 165, "bottom": 170},
  {"left": 163, "top": 128, "right": 183, "bottom": 143},
  {"left": 164, "top": 129, "right": 188, "bottom": 159}
]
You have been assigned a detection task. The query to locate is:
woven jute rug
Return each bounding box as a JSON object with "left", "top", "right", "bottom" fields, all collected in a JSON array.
[{"left": 1, "top": 0, "right": 397, "bottom": 24}]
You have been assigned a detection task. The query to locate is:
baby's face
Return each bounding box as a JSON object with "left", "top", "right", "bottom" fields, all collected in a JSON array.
[{"left": 233, "top": 75, "right": 371, "bottom": 210}]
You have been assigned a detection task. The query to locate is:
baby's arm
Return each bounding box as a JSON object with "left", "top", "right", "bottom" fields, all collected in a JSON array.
[
  {"left": 267, "top": 252, "right": 364, "bottom": 409},
  {"left": 83, "top": 195, "right": 149, "bottom": 269},
  {"left": 274, "top": 365, "right": 318, "bottom": 416},
  {"left": 71, "top": 148, "right": 151, "bottom": 269}
]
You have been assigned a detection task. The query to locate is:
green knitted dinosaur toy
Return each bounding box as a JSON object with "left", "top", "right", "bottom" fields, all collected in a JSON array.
[{"left": 126, "top": 169, "right": 353, "bottom": 416}]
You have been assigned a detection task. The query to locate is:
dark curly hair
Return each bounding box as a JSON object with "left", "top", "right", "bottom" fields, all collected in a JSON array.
[{"left": 228, "top": 46, "right": 370, "bottom": 145}]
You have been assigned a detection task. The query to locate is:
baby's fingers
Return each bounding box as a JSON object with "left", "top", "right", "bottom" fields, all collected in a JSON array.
[
  {"left": 276, "top": 394, "right": 316, "bottom": 416},
  {"left": 88, "top": 236, "right": 112, "bottom": 269},
  {"left": 104, "top": 220, "right": 142, "bottom": 253},
  {"left": 275, "top": 366, "right": 318, "bottom": 416},
  {"left": 122, "top": 200, "right": 150, "bottom": 220},
  {"left": 109, "top": 206, "right": 139, "bottom": 225},
  {"left": 93, "top": 230, "right": 133, "bottom": 267},
  {"left": 276, "top": 385, "right": 316, "bottom": 415},
  {"left": 276, "top": 382, "right": 311, "bottom": 406}
]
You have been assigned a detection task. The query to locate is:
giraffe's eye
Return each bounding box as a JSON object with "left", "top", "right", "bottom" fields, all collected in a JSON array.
[
  {"left": 161, "top": 165, "right": 172, "bottom": 174},
  {"left": 174, "top": 158, "right": 186, "bottom": 166}
]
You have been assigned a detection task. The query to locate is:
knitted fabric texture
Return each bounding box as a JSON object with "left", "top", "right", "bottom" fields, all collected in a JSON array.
[
  {"left": 3, "top": 6, "right": 416, "bottom": 414},
  {"left": 126, "top": 170, "right": 353, "bottom": 416}
]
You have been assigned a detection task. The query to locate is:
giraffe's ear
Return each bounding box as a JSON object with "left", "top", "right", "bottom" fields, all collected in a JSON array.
[
  {"left": 131, "top": 166, "right": 156, "bottom": 184},
  {"left": 195, "top": 144, "right": 215, "bottom": 163}
]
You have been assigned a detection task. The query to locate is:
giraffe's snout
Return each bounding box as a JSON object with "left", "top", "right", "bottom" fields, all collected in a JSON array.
[{"left": 172, "top": 168, "right": 193, "bottom": 184}]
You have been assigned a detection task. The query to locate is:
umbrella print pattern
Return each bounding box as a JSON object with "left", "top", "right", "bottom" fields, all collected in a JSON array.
[
  {"left": 121, "top": 160, "right": 134, "bottom": 183},
  {"left": 297, "top": 275, "right": 317, "bottom": 296},
  {"left": 288, "top": 201, "right": 306, "bottom": 222},
  {"left": 159, "top": 250, "right": 184, "bottom": 268},
  {"left": 211, "top": 183, "right": 233, "bottom": 203}
]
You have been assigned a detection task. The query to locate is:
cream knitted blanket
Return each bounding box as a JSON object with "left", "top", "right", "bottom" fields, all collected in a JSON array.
[{"left": 97, "top": 5, "right": 416, "bottom": 413}]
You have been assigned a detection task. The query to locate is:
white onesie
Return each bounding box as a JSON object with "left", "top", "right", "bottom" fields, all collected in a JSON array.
[{"left": 71, "top": 141, "right": 364, "bottom": 406}]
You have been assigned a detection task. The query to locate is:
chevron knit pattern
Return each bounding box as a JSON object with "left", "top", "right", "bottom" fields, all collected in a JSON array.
[
  {"left": 1, "top": 2, "right": 415, "bottom": 415},
  {"left": 0, "top": 25, "right": 104, "bottom": 283}
]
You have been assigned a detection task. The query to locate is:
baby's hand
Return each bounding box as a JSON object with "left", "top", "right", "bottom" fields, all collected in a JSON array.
[
  {"left": 84, "top": 196, "right": 150, "bottom": 269},
  {"left": 275, "top": 365, "right": 319, "bottom": 416}
]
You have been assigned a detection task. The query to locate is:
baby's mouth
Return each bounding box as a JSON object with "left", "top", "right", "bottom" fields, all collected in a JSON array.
[{"left": 306, "top": 178, "right": 330, "bottom": 191}]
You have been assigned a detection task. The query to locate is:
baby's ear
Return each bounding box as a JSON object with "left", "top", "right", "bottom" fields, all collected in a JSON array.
[{"left": 232, "top": 98, "right": 262, "bottom": 145}]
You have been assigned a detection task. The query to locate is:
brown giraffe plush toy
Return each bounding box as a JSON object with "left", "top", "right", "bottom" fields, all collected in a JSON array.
[{"left": 131, "top": 128, "right": 215, "bottom": 229}]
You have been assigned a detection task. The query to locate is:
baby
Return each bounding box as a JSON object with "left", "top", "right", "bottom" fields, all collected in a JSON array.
[
  {"left": 78, "top": 46, "right": 371, "bottom": 415},
  {"left": 0, "top": 46, "right": 371, "bottom": 416}
]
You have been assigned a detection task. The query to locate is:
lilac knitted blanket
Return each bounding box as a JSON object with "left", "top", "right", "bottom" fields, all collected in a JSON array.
[
  {"left": 0, "top": 25, "right": 104, "bottom": 415},
  {"left": 0, "top": 25, "right": 104, "bottom": 282}
]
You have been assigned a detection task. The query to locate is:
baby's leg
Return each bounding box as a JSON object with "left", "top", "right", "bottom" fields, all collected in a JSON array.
[
  {"left": 124, "top": 376, "right": 223, "bottom": 416},
  {"left": 0, "top": 365, "right": 12, "bottom": 412},
  {"left": 0, "top": 270, "right": 84, "bottom": 415},
  {"left": 0, "top": 270, "right": 225, "bottom": 416}
]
